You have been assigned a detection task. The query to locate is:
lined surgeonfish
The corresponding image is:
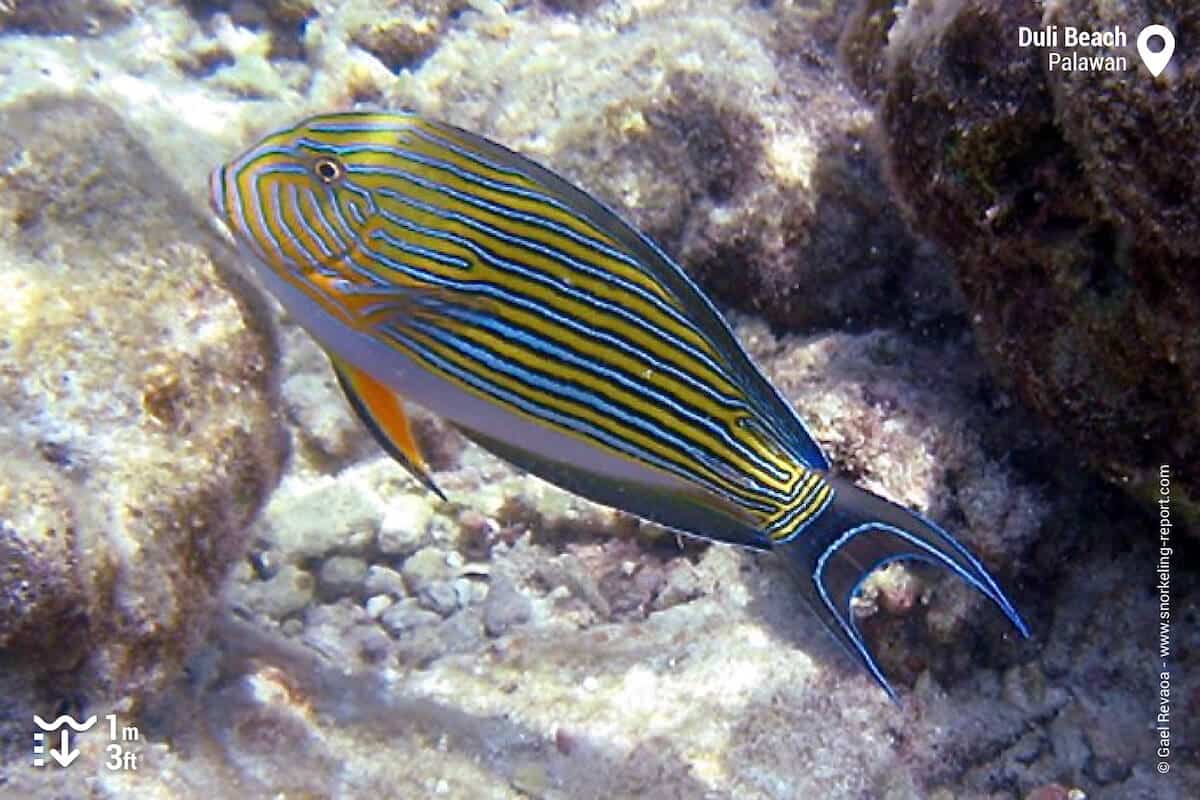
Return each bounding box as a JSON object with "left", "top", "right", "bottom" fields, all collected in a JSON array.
[{"left": 210, "top": 111, "right": 1029, "bottom": 699}]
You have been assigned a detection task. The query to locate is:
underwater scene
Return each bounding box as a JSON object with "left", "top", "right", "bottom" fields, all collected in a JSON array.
[{"left": 0, "top": 1, "right": 1196, "bottom": 798}]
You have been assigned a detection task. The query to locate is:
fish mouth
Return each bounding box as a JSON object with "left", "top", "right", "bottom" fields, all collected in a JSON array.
[
  {"left": 208, "top": 165, "right": 228, "bottom": 219},
  {"left": 207, "top": 163, "right": 276, "bottom": 270}
]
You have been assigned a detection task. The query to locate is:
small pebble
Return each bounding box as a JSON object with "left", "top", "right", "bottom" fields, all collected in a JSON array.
[
  {"left": 380, "top": 599, "right": 443, "bottom": 637},
  {"left": 356, "top": 625, "right": 393, "bottom": 663},
  {"left": 378, "top": 493, "right": 434, "bottom": 556},
  {"left": 365, "top": 594, "right": 394, "bottom": 619},
  {"left": 319, "top": 555, "right": 368, "bottom": 598},
  {"left": 451, "top": 577, "right": 475, "bottom": 607},
  {"left": 301, "top": 603, "right": 362, "bottom": 664},
  {"left": 483, "top": 574, "right": 532, "bottom": 636},
  {"left": 419, "top": 580, "right": 462, "bottom": 617},
  {"left": 402, "top": 546, "right": 455, "bottom": 593},
  {"left": 394, "top": 625, "right": 446, "bottom": 666},
  {"left": 267, "top": 480, "right": 380, "bottom": 559},
  {"left": 554, "top": 727, "right": 576, "bottom": 755},
  {"left": 457, "top": 508, "right": 495, "bottom": 556},
  {"left": 1025, "top": 785, "right": 1070, "bottom": 800},
  {"left": 470, "top": 580, "right": 489, "bottom": 604},
  {"left": 364, "top": 564, "right": 407, "bottom": 597},
  {"left": 233, "top": 564, "right": 315, "bottom": 619},
  {"left": 511, "top": 763, "right": 548, "bottom": 797}
]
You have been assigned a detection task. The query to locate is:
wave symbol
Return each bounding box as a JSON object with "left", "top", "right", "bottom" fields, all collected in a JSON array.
[{"left": 33, "top": 715, "right": 97, "bottom": 732}]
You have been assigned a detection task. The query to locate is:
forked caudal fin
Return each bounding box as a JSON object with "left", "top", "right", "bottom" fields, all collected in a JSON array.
[{"left": 775, "top": 476, "right": 1030, "bottom": 701}]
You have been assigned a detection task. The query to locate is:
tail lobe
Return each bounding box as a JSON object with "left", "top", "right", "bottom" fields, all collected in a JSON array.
[{"left": 775, "top": 476, "right": 1029, "bottom": 700}]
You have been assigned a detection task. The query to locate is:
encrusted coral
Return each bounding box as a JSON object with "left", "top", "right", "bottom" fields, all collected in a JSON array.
[
  {"left": 0, "top": 95, "right": 285, "bottom": 716},
  {"left": 0, "top": 0, "right": 136, "bottom": 35},
  {"left": 850, "top": 0, "right": 1199, "bottom": 519}
]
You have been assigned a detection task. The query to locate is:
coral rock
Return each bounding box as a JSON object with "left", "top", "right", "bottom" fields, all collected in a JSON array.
[
  {"left": 865, "top": 0, "right": 1200, "bottom": 517},
  {"left": 0, "top": 94, "right": 284, "bottom": 708}
]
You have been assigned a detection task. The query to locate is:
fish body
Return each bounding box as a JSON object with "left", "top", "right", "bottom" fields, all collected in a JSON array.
[{"left": 211, "top": 111, "right": 1028, "bottom": 698}]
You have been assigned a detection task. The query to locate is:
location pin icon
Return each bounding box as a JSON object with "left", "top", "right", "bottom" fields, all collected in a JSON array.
[{"left": 1137, "top": 24, "right": 1176, "bottom": 77}]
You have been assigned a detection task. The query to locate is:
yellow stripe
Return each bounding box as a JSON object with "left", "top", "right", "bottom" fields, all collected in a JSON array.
[
  {"left": 432, "top": 308, "right": 803, "bottom": 497},
  {"left": 364, "top": 172, "right": 720, "bottom": 360}
]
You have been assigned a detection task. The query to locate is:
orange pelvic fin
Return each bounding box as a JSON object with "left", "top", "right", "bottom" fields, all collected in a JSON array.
[{"left": 331, "top": 357, "right": 446, "bottom": 501}]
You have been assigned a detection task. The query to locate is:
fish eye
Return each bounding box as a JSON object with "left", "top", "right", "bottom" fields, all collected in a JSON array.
[{"left": 312, "top": 156, "right": 344, "bottom": 184}]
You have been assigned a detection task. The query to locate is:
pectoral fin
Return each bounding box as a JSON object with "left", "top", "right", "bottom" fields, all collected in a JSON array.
[{"left": 331, "top": 358, "right": 446, "bottom": 501}]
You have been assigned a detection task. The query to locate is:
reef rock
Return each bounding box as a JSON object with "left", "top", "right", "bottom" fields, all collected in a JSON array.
[
  {"left": 848, "top": 0, "right": 1200, "bottom": 517},
  {"left": 0, "top": 94, "right": 285, "bottom": 721},
  {"left": 0, "top": 0, "right": 136, "bottom": 36}
]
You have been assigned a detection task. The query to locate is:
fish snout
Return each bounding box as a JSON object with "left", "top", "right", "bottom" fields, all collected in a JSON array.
[{"left": 209, "top": 165, "right": 230, "bottom": 219}]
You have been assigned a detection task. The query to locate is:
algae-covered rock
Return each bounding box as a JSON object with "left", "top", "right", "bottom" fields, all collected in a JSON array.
[
  {"left": 0, "top": 0, "right": 136, "bottom": 36},
  {"left": 346, "top": 0, "right": 470, "bottom": 72},
  {"left": 183, "top": 0, "right": 320, "bottom": 30},
  {"left": 257, "top": 475, "right": 382, "bottom": 559},
  {"left": 0, "top": 459, "right": 82, "bottom": 661},
  {"left": 856, "top": 0, "right": 1200, "bottom": 517},
  {"left": 838, "top": 0, "right": 899, "bottom": 106},
  {"left": 0, "top": 94, "right": 285, "bottom": 711}
]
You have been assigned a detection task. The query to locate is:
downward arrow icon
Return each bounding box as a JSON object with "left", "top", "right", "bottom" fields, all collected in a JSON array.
[{"left": 49, "top": 729, "right": 80, "bottom": 767}]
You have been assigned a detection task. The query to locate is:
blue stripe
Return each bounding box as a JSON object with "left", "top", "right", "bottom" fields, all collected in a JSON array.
[
  {"left": 304, "top": 187, "right": 351, "bottom": 256},
  {"left": 365, "top": 214, "right": 759, "bottom": 422},
  {"left": 293, "top": 127, "right": 829, "bottom": 475},
  {"left": 380, "top": 321, "right": 763, "bottom": 507},
  {"left": 306, "top": 116, "right": 419, "bottom": 135},
  {"left": 765, "top": 486, "right": 832, "bottom": 541},
  {"left": 288, "top": 185, "right": 335, "bottom": 259},
  {"left": 407, "top": 314, "right": 747, "bottom": 492},
  {"left": 354, "top": 165, "right": 706, "bottom": 339},
  {"left": 410, "top": 124, "right": 833, "bottom": 474},
  {"left": 426, "top": 301, "right": 787, "bottom": 498},
  {"left": 368, "top": 186, "right": 733, "bottom": 384},
  {"left": 266, "top": 183, "right": 307, "bottom": 267},
  {"left": 300, "top": 136, "right": 644, "bottom": 271}
]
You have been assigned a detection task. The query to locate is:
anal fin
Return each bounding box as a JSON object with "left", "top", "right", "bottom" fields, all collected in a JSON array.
[{"left": 331, "top": 357, "right": 446, "bottom": 501}]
